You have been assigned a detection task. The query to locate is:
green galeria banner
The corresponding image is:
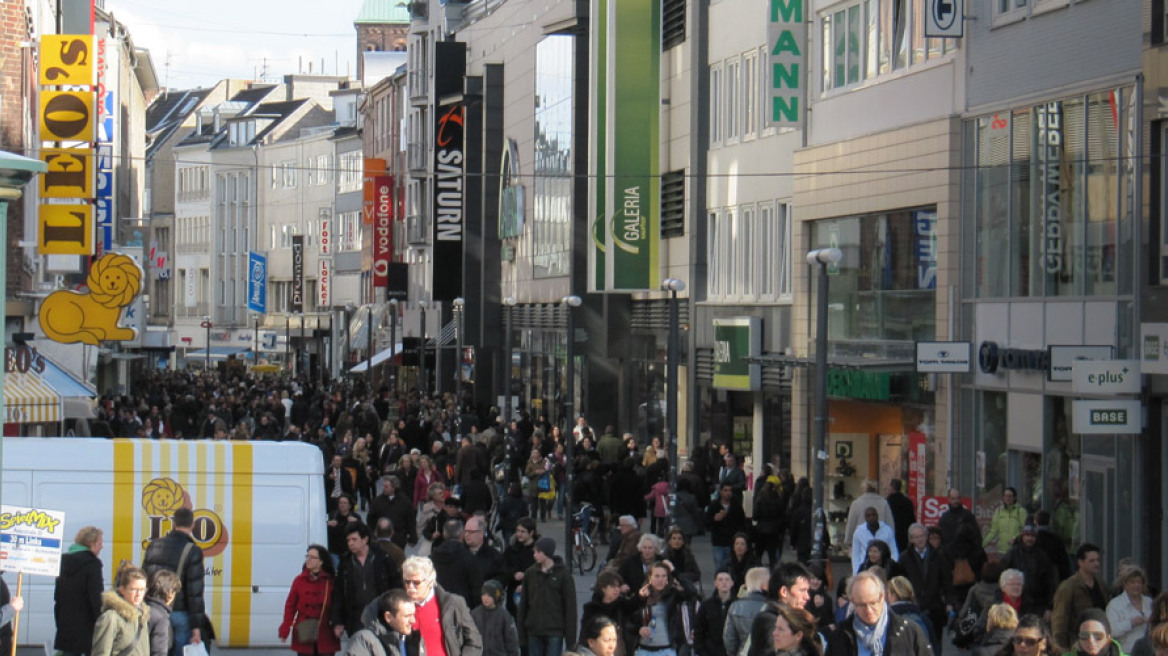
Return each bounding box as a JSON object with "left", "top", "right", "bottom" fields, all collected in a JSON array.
[
  {"left": 713, "top": 317, "right": 761, "bottom": 391},
  {"left": 588, "top": 0, "right": 608, "bottom": 292},
  {"left": 604, "top": 0, "right": 659, "bottom": 291}
]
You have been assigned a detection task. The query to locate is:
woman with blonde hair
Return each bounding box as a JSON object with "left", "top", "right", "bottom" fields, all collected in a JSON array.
[
  {"left": 973, "top": 603, "right": 1019, "bottom": 656},
  {"left": 91, "top": 565, "right": 149, "bottom": 656},
  {"left": 1107, "top": 566, "right": 1153, "bottom": 653},
  {"left": 413, "top": 454, "right": 444, "bottom": 509}
]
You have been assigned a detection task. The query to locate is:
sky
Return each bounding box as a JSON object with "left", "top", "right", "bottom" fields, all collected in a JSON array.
[{"left": 105, "top": 0, "right": 364, "bottom": 90}]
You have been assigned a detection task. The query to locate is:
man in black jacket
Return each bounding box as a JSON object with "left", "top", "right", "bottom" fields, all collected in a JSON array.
[
  {"left": 826, "top": 571, "right": 933, "bottom": 656},
  {"left": 142, "top": 507, "right": 206, "bottom": 656},
  {"left": 706, "top": 484, "right": 747, "bottom": 571},
  {"left": 367, "top": 475, "right": 417, "bottom": 548},
  {"left": 54, "top": 526, "right": 105, "bottom": 656},
  {"left": 885, "top": 479, "right": 916, "bottom": 552},
  {"left": 332, "top": 522, "right": 403, "bottom": 637},
  {"left": 431, "top": 520, "right": 482, "bottom": 607},
  {"left": 899, "top": 523, "right": 952, "bottom": 651}
]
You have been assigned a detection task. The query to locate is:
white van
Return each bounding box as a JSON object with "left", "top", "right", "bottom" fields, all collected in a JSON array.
[{"left": 1, "top": 437, "right": 327, "bottom": 647}]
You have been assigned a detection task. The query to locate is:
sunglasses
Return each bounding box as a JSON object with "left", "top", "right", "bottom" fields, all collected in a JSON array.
[
  {"left": 1079, "top": 632, "right": 1108, "bottom": 642},
  {"left": 1012, "top": 637, "right": 1041, "bottom": 647}
]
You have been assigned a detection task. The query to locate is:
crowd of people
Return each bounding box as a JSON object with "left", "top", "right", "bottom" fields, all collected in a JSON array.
[{"left": 6, "top": 369, "right": 1165, "bottom": 656}]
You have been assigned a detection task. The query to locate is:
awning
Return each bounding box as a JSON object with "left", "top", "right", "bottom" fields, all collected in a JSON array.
[
  {"left": 350, "top": 342, "right": 403, "bottom": 373},
  {"left": 4, "top": 371, "right": 61, "bottom": 423},
  {"left": 40, "top": 358, "right": 96, "bottom": 419},
  {"left": 185, "top": 346, "right": 250, "bottom": 361}
]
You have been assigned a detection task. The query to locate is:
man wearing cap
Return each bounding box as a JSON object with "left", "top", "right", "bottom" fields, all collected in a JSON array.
[
  {"left": 470, "top": 581, "right": 520, "bottom": 656},
  {"left": 999, "top": 522, "right": 1059, "bottom": 619},
  {"left": 517, "top": 537, "right": 576, "bottom": 656}
]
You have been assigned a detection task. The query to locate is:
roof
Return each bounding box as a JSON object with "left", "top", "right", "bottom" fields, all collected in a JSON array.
[
  {"left": 354, "top": 0, "right": 411, "bottom": 24},
  {"left": 145, "top": 88, "right": 214, "bottom": 158}
]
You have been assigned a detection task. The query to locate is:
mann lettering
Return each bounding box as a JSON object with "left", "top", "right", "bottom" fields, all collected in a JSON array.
[{"left": 770, "top": 0, "right": 803, "bottom": 22}]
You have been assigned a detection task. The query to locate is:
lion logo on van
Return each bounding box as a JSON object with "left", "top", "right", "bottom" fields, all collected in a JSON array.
[{"left": 140, "top": 477, "right": 229, "bottom": 557}]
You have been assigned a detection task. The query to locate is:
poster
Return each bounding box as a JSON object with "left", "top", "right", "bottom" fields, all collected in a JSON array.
[{"left": 0, "top": 505, "right": 66, "bottom": 577}]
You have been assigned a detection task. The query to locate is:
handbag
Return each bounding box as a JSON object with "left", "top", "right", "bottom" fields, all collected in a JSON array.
[
  {"left": 952, "top": 557, "right": 975, "bottom": 586},
  {"left": 294, "top": 579, "right": 328, "bottom": 643},
  {"left": 537, "top": 473, "right": 551, "bottom": 492}
]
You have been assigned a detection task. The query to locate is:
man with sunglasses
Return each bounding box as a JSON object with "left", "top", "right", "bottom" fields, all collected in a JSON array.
[{"left": 403, "top": 555, "right": 484, "bottom": 656}]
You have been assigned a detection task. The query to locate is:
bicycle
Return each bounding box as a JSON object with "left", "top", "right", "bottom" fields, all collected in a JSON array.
[{"left": 571, "top": 502, "right": 598, "bottom": 574}]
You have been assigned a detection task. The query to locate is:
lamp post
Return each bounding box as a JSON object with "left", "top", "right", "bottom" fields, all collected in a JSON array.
[
  {"left": 388, "top": 299, "right": 399, "bottom": 394},
  {"left": 661, "top": 278, "right": 686, "bottom": 529},
  {"left": 254, "top": 314, "right": 261, "bottom": 365},
  {"left": 344, "top": 302, "right": 356, "bottom": 374},
  {"left": 453, "top": 297, "right": 465, "bottom": 430},
  {"left": 418, "top": 300, "right": 429, "bottom": 401},
  {"left": 366, "top": 303, "right": 374, "bottom": 392},
  {"left": 807, "top": 247, "right": 842, "bottom": 571},
  {"left": 561, "top": 294, "right": 582, "bottom": 571},
  {"left": 502, "top": 297, "right": 517, "bottom": 426},
  {"left": 201, "top": 316, "right": 213, "bottom": 370}
]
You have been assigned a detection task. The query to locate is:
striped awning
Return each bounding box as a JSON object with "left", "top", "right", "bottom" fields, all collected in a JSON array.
[{"left": 4, "top": 371, "right": 62, "bottom": 423}]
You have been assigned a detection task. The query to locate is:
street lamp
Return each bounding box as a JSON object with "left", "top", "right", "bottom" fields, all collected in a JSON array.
[
  {"left": 502, "top": 296, "right": 517, "bottom": 427},
  {"left": 254, "top": 314, "right": 261, "bottom": 366},
  {"left": 453, "top": 297, "right": 465, "bottom": 430},
  {"left": 418, "top": 300, "right": 429, "bottom": 401},
  {"left": 344, "top": 302, "right": 356, "bottom": 374},
  {"left": 388, "top": 299, "right": 399, "bottom": 394},
  {"left": 807, "top": 247, "right": 842, "bottom": 571},
  {"left": 366, "top": 303, "right": 374, "bottom": 392},
  {"left": 200, "top": 316, "right": 213, "bottom": 370},
  {"left": 661, "top": 278, "right": 686, "bottom": 529},
  {"left": 561, "top": 294, "right": 582, "bottom": 572}
]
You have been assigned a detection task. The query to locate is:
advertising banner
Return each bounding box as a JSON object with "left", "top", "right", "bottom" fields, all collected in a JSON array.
[
  {"left": 602, "top": 0, "right": 660, "bottom": 291},
  {"left": 372, "top": 175, "right": 393, "bottom": 289},
  {"left": 40, "top": 148, "right": 94, "bottom": 198},
  {"left": 38, "top": 204, "right": 94, "bottom": 255},
  {"left": 290, "top": 236, "right": 304, "bottom": 313},
  {"left": 39, "top": 90, "right": 96, "bottom": 142},
  {"left": 588, "top": 0, "right": 608, "bottom": 291},
  {"left": 0, "top": 505, "right": 66, "bottom": 577},
  {"left": 766, "top": 0, "right": 806, "bottom": 129},
  {"left": 317, "top": 258, "right": 331, "bottom": 308},
  {"left": 712, "top": 317, "right": 761, "bottom": 390},
  {"left": 95, "top": 38, "right": 116, "bottom": 251},
  {"left": 362, "top": 158, "right": 386, "bottom": 226},
  {"left": 247, "top": 251, "right": 266, "bottom": 313},
  {"left": 907, "top": 431, "right": 927, "bottom": 517},
  {"left": 39, "top": 35, "right": 94, "bottom": 86}
]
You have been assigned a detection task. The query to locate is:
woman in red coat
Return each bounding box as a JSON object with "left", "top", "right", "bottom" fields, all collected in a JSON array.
[{"left": 278, "top": 544, "right": 341, "bottom": 655}]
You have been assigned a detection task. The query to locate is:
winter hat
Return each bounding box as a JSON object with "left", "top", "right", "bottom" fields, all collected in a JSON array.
[
  {"left": 1077, "top": 608, "right": 1111, "bottom": 636},
  {"left": 1020, "top": 524, "right": 1037, "bottom": 535},
  {"left": 535, "top": 536, "right": 557, "bottom": 557},
  {"left": 482, "top": 579, "right": 505, "bottom": 605}
]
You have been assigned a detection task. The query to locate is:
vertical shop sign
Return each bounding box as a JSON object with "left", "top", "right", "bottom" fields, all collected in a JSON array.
[
  {"left": 907, "top": 431, "right": 927, "bottom": 516},
  {"left": 712, "top": 317, "right": 762, "bottom": 391},
  {"left": 362, "top": 158, "right": 386, "bottom": 226},
  {"left": 246, "top": 252, "right": 266, "bottom": 313},
  {"left": 184, "top": 268, "right": 197, "bottom": 308},
  {"left": 432, "top": 40, "right": 467, "bottom": 302},
  {"left": 317, "top": 258, "right": 331, "bottom": 308},
  {"left": 1036, "top": 101, "right": 1064, "bottom": 278},
  {"left": 290, "top": 235, "right": 304, "bottom": 313},
  {"left": 914, "top": 210, "right": 937, "bottom": 289},
  {"left": 588, "top": 0, "right": 608, "bottom": 292},
  {"left": 94, "top": 38, "right": 116, "bottom": 251},
  {"left": 372, "top": 176, "right": 393, "bottom": 289},
  {"left": 766, "top": 0, "right": 805, "bottom": 128},
  {"left": 319, "top": 208, "right": 331, "bottom": 256},
  {"left": 603, "top": 0, "right": 660, "bottom": 291}
]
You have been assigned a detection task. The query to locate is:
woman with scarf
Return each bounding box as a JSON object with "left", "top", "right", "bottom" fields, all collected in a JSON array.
[
  {"left": 662, "top": 529, "right": 702, "bottom": 590},
  {"left": 628, "top": 562, "right": 697, "bottom": 656},
  {"left": 278, "top": 544, "right": 341, "bottom": 656}
]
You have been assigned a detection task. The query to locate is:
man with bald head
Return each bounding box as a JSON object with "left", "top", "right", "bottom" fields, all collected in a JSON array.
[
  {"left": 464, "top": 515, "right": 506, "bottom": 586},
  {"left": 938, "top": 487, "right": 981, "bottom": 546}
]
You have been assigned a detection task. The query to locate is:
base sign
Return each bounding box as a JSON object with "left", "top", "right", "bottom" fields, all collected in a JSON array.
[
  {"left": 1072, "top": 399, "right": 1142, "bottom": 434},
  {"left": 0, "top": 505, "right": 66, "bottom": 576}
]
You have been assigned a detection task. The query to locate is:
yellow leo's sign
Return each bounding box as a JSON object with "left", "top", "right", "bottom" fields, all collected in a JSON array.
[
  {"left": 40, "top": 91, "right": 95, "bottom": 142},
  {"left": 40, "top": 148, "right": 93, "bottom": 198},
  {"left": 39, "top": 252, "right": 143, "bottom": 345},
  {"left": 39, "top": 35, "right": 94, "bottom": 86},
  {"left": 38, "top": 203, "right": 94, "bottom": 255}
]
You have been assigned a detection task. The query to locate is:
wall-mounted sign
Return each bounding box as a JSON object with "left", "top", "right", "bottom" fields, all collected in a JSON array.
[
  {"left": 362, "top": 158, "right": 386, "bottom": 226},
  {"left": 39, "top": 148, "right": 93, "bottom": 198},
  {"left": 916, "top": 341, "right": 971, "bottom": 373},
  {"left": 1037, "top": 101, "right": 1064, "bottom": 278},
  {"left": 1071, "top": 359, "right": 1140, "bottom": 395},
  {"left": 1072, "top": 399, "right": 1142, "bottom": 434},
  {"left": 38, "top": 252, "right": 143, "bottom": 345},
  {"left": 977, "top": 341, "right": 1050, "bottom": 375},
  {"left": 319, "top": 208, "right": 332, "bottom": 255},
  {"left": 1140, "top": 323, "right": 1168, "bottom": 375},
  {"left": 914, "top": 210, "right": 938, "bottom": 290},
  {"left": 317, "top": 258, "right": 331, "bottom": 308},
  {"left": 40, "top": 35, "right": 93, "bottom": 85},
  {"left": 765, "top": 0, "right": 805, "bottom": 129},
  {"left": 38, "top": 204, "right": 94, "bottom": 255},
  {"left": 372, "top": 175, "right": 393, "bottom": 289},
  {"left": 40, "top": 91, "right": 95, "bottom": 142},
  {"left": 828, "top": 370, "right": 891, "bottom": 401},
  {"left": 290, "top": 235, "right": 304, "bottom": 313},
  {"left": 925, "top": 0, "right": 964, "bottom": 38},
  {"left": 712, "top": 317, "right": 761, "bottom": 391},
  {"left": 247, "top": 251, "right": 266, "bottom": 314},
  {"left": 1048, "top": 345, "right": 1113, "bottom": 382}
]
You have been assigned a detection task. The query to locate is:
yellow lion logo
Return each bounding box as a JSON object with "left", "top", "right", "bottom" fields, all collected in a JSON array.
[{"left": 39, "top": 252, "right": 143, "bottom": 345}]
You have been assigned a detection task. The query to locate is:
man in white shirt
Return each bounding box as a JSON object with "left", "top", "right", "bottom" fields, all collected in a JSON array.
[{"left": 851, "top": 506, "right": 898, "bottom": 574}]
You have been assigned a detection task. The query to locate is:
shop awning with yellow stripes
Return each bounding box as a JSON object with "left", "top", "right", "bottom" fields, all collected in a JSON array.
[{"left": 4, "top": 371, "right": 62, "bottom": 423}]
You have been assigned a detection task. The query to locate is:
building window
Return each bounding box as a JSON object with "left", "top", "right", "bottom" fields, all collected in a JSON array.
[
  {"left": 1155, "top": 0, "right": 1168, "bottom": 46},
  {"left": 662, "top": 0, "right": 686, "bottom": 49},
  {"left": 710, "top": 64, "right": 722, "bottom": 147},
  {"left": 724, "top": 57, "right": 740, "bottom": 143},
  {"left": 660, "top": 170, "right": 685, "bottom": 238},
  {"left": 821, "top": 0, "right": 956, "bottom": 92},
  {"left": 759, "top": 201, "right": 792, "bottom": 299},
  {"left": 532, "top": 34, "right": 574, "bottom": 279},
  {"left": 708, "top": 201, "right": 790, "bottom": 302},
  {"left": 742, "top": 50, "right": 758, "bottom": 140}
]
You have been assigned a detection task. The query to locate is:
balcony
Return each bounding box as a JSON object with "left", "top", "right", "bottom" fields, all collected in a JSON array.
[
  {"left": 407, "top": 141, "right": 429, "bottom": 175},
  {"left": 406, "top": 214, "right": 429, "bottom": 246}
]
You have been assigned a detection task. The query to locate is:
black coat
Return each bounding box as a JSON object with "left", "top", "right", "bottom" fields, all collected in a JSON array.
[
  {"left": 705, "top": 498, "right": 747, "bottom": 549},
  {"left": 142, "top": 530, "right": 206, "bottom": 628},
  {"left": 432, "top": 540, "right": 483, "bottom": 608},
  {"left": 471, "top": 543, "right": 507, "bottom": 586},
  {"left": 609, "top": 470, "right": 646, "bottom": 519},
  {"left": 693, "top": 592, "right": 732, "bottom": 656},
  {"left": 580, "top": 596, "right": 638, "bottom": 656},
  {"left": 826, "top": 610, "right": 933, "bottom": 656},
  {"left": 367, "top": 493, "right": 417, "bottom": 548},
  {"left": 886, "top": 492, "right": 916, "bottom": 552},
  {"left": 332, "top": 546, "right": 403, "bottom": 635},
  {"left": 53, "top": 548, "right": 104, "bottom": 652}
]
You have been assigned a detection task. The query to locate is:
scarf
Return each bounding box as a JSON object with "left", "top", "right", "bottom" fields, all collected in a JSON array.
[{"left": 854, "top": 604, "right": 890, "bottom": 656}]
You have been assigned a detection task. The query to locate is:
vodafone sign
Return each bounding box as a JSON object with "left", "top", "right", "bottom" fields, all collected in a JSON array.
[{"left": 373, "top": 176, "right": 393, "bottom": 288}]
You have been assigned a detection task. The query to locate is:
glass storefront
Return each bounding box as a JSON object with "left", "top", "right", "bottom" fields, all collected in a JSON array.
[
  {"left": 968, "top": 86, "right": 1136, "bottom": 299},
  {"left": 531, "top": 35, "right": 574, "bottom": 279}
]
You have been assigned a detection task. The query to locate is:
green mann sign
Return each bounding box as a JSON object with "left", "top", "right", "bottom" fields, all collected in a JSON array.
[
  {"left": 766, "top": 0, "right": 805, "bottom": 129},
  {"left": 713, "top": 317, "right": 761, "bottom": 391}
]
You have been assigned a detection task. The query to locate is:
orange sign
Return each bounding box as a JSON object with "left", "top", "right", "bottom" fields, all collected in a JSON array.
[
  {"left": 362, "top": 158, "right": 386, "bottom": 226},
  {"left": 38, "top": 203, "right": 94, "bottom": 255},
  {"left": 39, "top": 35, "right": 94, "bottom": 86},
  {"left": 40, "top": 91, "right": 96, "bottom": 142},
  {"left": 40, "top": 148, "right": 94, "bottom": 198},
  {"left": 39, "top": 252, "right": 143, "bottom": 345}
]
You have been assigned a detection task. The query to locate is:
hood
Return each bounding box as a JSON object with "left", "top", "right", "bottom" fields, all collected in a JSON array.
[
  {"left": 60, "top": 549, "right": 99, "bottom": 576},
  {"left": 101, "top": 590, "right": 149, "bottom": 624}
]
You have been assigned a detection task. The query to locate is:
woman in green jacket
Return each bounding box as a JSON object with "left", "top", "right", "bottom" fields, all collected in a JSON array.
[
  {"left": 985, "top": 487, "right": 1028, "bottom": 552},
  {"left": 91, "top": 565, "right": 150, "bottom": 656}
]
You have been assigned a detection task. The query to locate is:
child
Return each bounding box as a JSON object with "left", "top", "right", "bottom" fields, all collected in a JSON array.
[{"left": 471, "top": 580, "right": 520, "bottom": 656}]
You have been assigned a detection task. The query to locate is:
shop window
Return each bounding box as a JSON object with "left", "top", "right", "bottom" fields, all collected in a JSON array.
[
  {"left": 1043, "top": 396, "right": 1080, "bottom": 557},
  {"left": 1007, "top": 449, "right": 1044, "bottom": 513}
]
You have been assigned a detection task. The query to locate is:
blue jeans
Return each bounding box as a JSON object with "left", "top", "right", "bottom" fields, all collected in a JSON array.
[
  {"left": 528, "top": 635, "right": 565, "bottom": 656},
  {"left": 170, "top": 610, "right": 192, "bottom": 656},
  {"left": 712, "top": 545, "right": 731, "bottom": 571},
  {"left": 635, "top": 650, "right": 677, "bottom": 656}
]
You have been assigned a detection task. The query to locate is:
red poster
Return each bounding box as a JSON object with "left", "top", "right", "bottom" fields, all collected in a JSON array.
[
  {"left": 918, "top": 495, "right": 973, "bottom": 527},
  {"left": 907, "top": 431, "right": 926, "bottom": 522},
  {"left": 372, "top": 175, "right": 393, "bottom": 288}
]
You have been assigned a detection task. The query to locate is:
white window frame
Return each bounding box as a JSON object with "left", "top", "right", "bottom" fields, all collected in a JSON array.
[
  {"left": 710, "top": 64, "right": 723, "bottom": 148},
  {"left": 742, "top": 49, "right": 758, "bottom": 141},
  {"left": 724, "top": 56, "right": 741, "bottom": 144}
]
